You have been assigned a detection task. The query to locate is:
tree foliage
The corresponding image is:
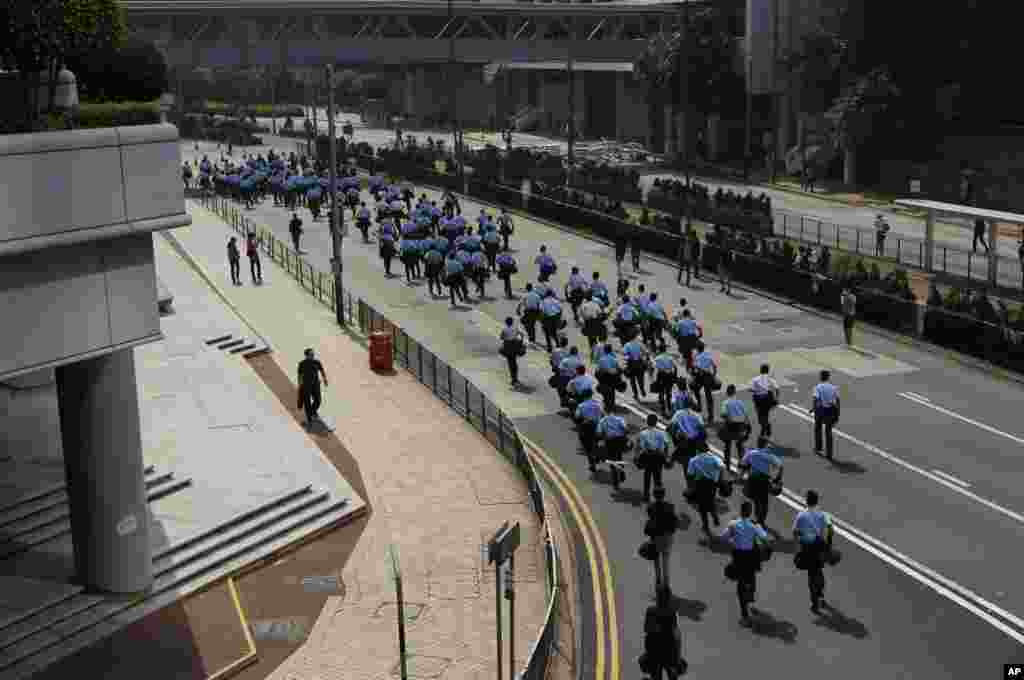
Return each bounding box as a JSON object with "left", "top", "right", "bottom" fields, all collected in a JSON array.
[
  {"left": 635, "top": 6, "right": 742, "bottom": 114},
  {"left": 68, "top": 37, "right": 167, "bottom": 102}
]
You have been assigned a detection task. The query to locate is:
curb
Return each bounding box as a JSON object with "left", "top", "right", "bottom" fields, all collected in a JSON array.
[{"left": 386, "top": 175, "right": 1024, "bottom": 388}]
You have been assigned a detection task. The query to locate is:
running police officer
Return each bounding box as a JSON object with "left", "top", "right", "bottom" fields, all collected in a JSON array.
[
  {"left": 566, "top": 267, "right": 589, "bottom": 324},
  {"left": 718, "top": 384, "right": 751, "bottom": 469},
  {"left": 597, "top": 410, "right": 630, "bottom": 488},
  {"left": 580, "top": 295, "right": 607, "bottom": 352},
  {"left": 793, "top": 489, "right": 834, "bottom": 614},
  {"left": 499, "top": 317, "right": 526, "bottom": 387},
  {"left": 651, "top": 351, "right": 678, "bottom": 417},
  {"left": 594, "top": 344, "right": 625, "bottom": 412},
  {"left": 575, "top": 393, "right": 605, "bottom": 472},
  {"left": 555, "top": 345, "right": 584, "bottom": 407},
  {"left": 667, "top": 400, "right": 706, "bottom": 474},
  {"left": 518, "top": 283, "right": 542, "bottom": 343},
  {"left": 739, "top": 438, "right": 783, "bottom": 529},
  {"left": 723, "top": 501, "right": 770, "bottom": 627},
  {"left": 540, "top": 291, "right": 564, "bottom": 353},
  {"left": 566, "top": 364, "right": 597, "bottom": 411},
  {"left": 536, "top": 245, "right": 557, "bottom": 282},
  {"left": 686, "top": 448, "right": 724, "bottom": 541},
  {"left": 690, "top": 341, "right": 719, "bottom": 423},
  {"left": 623, "top": 336, "right": 650, "bottom": 400},
  {"left": 496, "top": 251, "right": 518, "bottom": 298},
  {"left": 671, "top": 310, "right": 701, "bottom": 372},
  {"left": 636, "top": 414, "right": 672, "bottom": 502},
  {"left": 750, "top": 364, "right": 780, "bottom": 442}
]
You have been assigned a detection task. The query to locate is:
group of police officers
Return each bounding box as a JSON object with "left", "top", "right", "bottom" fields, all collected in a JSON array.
[{"left": 214, "top": 150, "right": 844, "bottom": 677}]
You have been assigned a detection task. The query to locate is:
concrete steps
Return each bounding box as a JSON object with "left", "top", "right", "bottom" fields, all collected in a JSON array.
[
  {"left": 0, "top": 469, "right": 187, "bottom": 561},
  {"left": 0, "top": 484, "right": 357, "bottom": 680},
  {"left": 204, "top": 333, "right": 271, "bottom": 359}
]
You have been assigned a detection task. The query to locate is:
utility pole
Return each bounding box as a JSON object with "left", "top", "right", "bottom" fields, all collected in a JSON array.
[
  {"left": 743, "top": 51, "right": 753, "bottom": 183},
  {"left": 566, "top": 50, "right": 575, "bottom": 188},
  {"left": 326, "top": 63, "right": 345, "bottom": 327}
]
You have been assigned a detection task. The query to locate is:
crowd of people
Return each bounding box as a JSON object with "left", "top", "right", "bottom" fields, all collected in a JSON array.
[
  {"left": 650, "top": 178, "right": 774, "bottom": 218},
  {"left": 197, "top": 143, "right": 845, "bottom": 680}
]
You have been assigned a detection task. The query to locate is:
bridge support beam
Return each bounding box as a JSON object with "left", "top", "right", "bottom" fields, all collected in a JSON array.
[{"left": 56, "top": 349, "right": 153, "bottom": 594}]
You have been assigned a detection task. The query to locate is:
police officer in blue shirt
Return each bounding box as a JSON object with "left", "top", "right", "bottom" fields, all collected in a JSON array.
[
  {"left": 540, "top": 292, "right": 564, "bottom": 353},
  {"left": 356, "top": 201, "right": 372, "bottom": 242},
  {"left": 652, "top": 351, "right": 678, "bottom": 416},
  {"left": 613, "top": 296, "right": 640, "bottom": 344},
  {"left": 668, "top": 403, "right": 706, "bottom": 471},
  {"left": 498, "top": 208, "right": 514, "bottom": 251},
  {"left": 719, "top": 384, "right": 752, "bottom": 469},
  {"left": 549, "top": 336, "right": 570, "bottom": 376},
  {"left": 444, "top": 252, "right": 466, "bottom": 306},
  {"left": 691, "top": 341, "right": 719, "bottom": 423},
  {"left": 636, "top": 414, "right": 671, "bottom": 502},
  {"left": 482, "top": 227, "right": 501, "bottom": 271},
  {"left": 379, "top": 221, "right": 397, "bottom": 277},
  {"left": 435, "top": 234, "right": 450, "bottom": 257},
  {"left": 589, "top": 272, "right": 610, "bottom": 307},
  {"left": 723, "top": 501, "right": 770, "bottom": 626},
  {"left": 400, "top": 238, "right": 418, "bottom": 283},
  {"left": 555, "top": 346, "right": 583, "bottom": 407},
  {"left": 740, "top": 438, "right": 783, "bottom": 528},
  {"left": 575, "top": 395, "right": 605, "bottom": 471},
  {"left": 567, "top": 365, "right": 597, "bottom": 407},
  {"left": 811, "top": 370, "right": 840, "bottom": 460},
  {"left": 594, "top": 344, "right": 625, "bottom": 411},
  {"left": 687, "top": 449, "right": 724, "bottom": 539},
  {"left": 518, "top": 283, "right": 542, "bottom": 344},
  {"left": 500, "top": 317, "right": 526, "bottom": 387},
  {"left": 565, "top": 267, "right": 589, "bottom": 324},
  {"left": 672, "top": 309, "right": 701, "bottom": 371},
  {"left": 496, "top": 252, "right": 518, "bottom": 299},
  {"left": 793, "top": 489, "right": 834, "bottom": 613},
  {"left": 470, "top": 249, "right": 489, "bottom": 297},
  {"left": 535, "top": 245, "right": 557, "bottom": 282},
  {"left": 424, "top": 245, "right": 445, "bottom": 297},
  {"left": 597, "top": 412, "right": 630, "bottom": 488},
  {"left": 643, "top": 292, "right": 668, "bottom": 352},
  {"left": 622, "top": 337, "right": 649, "bottom": 400}
]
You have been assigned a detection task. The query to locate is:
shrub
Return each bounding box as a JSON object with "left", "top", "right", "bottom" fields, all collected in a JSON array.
[{"left": 74, "top": 100, "right": 161, "bottom": 128}]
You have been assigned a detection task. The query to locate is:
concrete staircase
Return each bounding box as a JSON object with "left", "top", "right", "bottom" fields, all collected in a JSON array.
[
  {"left": 204, "top": 332, "right": 271, "bottom": 359},
  {"left": 0, "top": 471, "right": 358, "bottom": 680}
]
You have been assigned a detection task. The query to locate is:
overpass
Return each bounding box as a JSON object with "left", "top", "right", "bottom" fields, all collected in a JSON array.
[{"left": 122, "top": 0, "right": 686, "bottom": 68}]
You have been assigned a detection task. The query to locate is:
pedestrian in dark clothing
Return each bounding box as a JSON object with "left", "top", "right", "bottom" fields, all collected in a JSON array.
[
  {"left": 246, "top": 232, "right": 262, "bottom": 283},
  {"left": 645, "top": 486, "right": 680, "bottom": 593},
  {"left": 297, "top": 348, "right": 328, "bottom": 426},
  {"left": 638, "top": 586, "right": 687, "bottom": 680},
  {"left": 227, "top": 237, "right": 241, "bottom": 285},
  {"left": 973, "top": 218, "right": 990, "bottom": 253},
  {"left": 289, "top": 212, "right": 303, "bottom": 253},
  {"left": 615, "top": 237, "right": 628, "bottom": 277}
]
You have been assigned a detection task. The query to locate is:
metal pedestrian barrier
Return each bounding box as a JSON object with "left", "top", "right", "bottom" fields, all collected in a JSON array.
[{"left": 195, "top": 194, "right": 561, "bottom": 680}]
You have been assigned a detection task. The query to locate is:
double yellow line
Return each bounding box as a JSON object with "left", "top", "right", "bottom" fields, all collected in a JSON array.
[{"left": 519, "top": 434, "right": 619, "bottom": 680}]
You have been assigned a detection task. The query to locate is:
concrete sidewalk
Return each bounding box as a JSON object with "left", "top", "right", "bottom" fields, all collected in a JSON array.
[{"left": 168, "top": 203, "right": 559, "bottom": 680}]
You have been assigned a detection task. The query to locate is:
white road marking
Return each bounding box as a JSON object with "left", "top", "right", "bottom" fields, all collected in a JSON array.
[
  {"left": 902, "top": 391, "right": 930, "bottom": 402},
  {"left": 618, "top": 399, "right": 1024, "bottom": 645},
  {"left": 778, "top": 403, "right": 1024, "bottom": 526},
  {"left": 931, "top": 469, "right": 971, "bottom": 488},
  {"left": 898, "top": 392, "right": 1024, "bottom": 446}
]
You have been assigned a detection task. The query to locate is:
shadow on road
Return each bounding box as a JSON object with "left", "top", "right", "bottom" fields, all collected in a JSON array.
[
  {"left": 815, "top": 604, "right": 871, "bottom": 639},
  {"left": 669, "top": 594, "right": 709, "bottom": 622},
  {"left": 772, "top": 444, "right": 802, "bottom": 459},
  {"left": 748, "top": 607, "right": 799, "bottom": 644},
  {"left": 829, "top": 458, "right": 868, "bottom": 475}
]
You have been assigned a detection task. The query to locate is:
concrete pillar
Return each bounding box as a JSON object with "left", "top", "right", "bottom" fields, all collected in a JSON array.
[
  {"left": 614, "top": 72, "right": 626, "bottom": 141},
  {"left": 923, "top": 211, "right": 935, "bottom": 271},
  {"left": 56, "top": 350, "right": 153, "bottom": 594},
  {"left": 988, "top": 220, "right": 1000, "bottom": 286}
]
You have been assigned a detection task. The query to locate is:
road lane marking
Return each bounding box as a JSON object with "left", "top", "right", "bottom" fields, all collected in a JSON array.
[
  {"left": 902, "top": 391, "right": 930, "bottom": 402},
  {"left": 931, "top": 469, "right": 971, "bottom": 488},
  {"left": 618, "top": 400, "right": 1024, "bottom": 645},
  {"left": 778, "top": 403, "right": 1024, "bottom": 526},
  {"left": 519, "top": 433, "right": 620, "bottom": 680},
  {"left": 898, "top": 392, "right": 1024, "bottom": 446}
]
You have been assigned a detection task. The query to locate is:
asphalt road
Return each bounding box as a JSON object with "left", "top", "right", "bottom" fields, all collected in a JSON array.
[{"left": 184, "top": 138, "right": 1024, "bottom": 678}]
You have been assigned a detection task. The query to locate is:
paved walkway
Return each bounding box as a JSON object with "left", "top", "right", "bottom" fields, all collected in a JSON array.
[{"left": 169, "top": 204, "right": 556, "bottom": 680}]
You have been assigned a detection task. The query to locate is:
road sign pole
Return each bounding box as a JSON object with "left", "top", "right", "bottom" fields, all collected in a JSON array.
[
  {"left": 508, "top": 552, "right": 515, "bottom": 680},
  {"left": 495, "top": 559, "right": 503, "bottom": 680}
]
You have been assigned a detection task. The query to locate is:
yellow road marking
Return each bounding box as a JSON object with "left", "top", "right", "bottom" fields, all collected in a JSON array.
[
  {"left": 520, "top": 433, "right": 620, "bottom": 680},
  {"left": 205, "top": 577, "right": 258, "bottom": 680}
]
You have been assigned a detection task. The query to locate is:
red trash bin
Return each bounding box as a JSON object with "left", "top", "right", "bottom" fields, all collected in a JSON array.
[{"left": 369, "top": 332, "right": 393, "bottom": 372}]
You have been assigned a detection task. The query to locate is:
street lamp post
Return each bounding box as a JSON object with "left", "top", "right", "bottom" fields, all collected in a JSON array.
[{"left": 326, "top": 63, "right": 345, "bottom": 327}]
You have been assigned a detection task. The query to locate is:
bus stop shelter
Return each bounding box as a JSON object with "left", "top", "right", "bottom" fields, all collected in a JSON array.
[{"left": 895, "top": 199, "right": 1024, "bottom": 287}]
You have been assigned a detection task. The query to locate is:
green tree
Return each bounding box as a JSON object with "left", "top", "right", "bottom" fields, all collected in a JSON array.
[
  {"left": 825, "top": 67, "right": 901, "bottom": 186},
  {"left": 68, "top": 37, "right": 167, "bottom": 102}
]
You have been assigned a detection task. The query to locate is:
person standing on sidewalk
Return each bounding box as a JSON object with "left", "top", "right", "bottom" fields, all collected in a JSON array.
[
  {"left": 499, "top": 317, "right": 526, "bottom": 387},
  {"left": 246, "top": 232, "right": 262, "bottom": 284},
  {"left": 631, "top": 236, "right": 642, "bottom": 272},
  {"left": 615, "top": 236, "right": 628, "bottom": 277},
  {"left": 722, "top": 500, "right": 770, "bottom": 627},
  {"left": 840, "top": 288, "right": 857, "bottom": 345},
  {"left": 289, "top": 212, "right": 304, "bottom": 254},
  {"left": 227, "top": 236, "right": 241, "bottom": 286},
  {"left": 973, "top": 218, "right": 990, "bottom": 253},
  {"left": 644, "top": 485, "right": 680, "bottom": 593},
  {"left": 793, "top": 489, "right": 835, "bottom": 614},
  {"left": 676, "top": 229, "right": 698, "bottom": 286},
  {"left": 297, "top": 348, "right": 328, "bottom": 427},
  {"left": 718, "top": 240, "right": 733, "bottom": 294},
  {"left": 874, "top": 214, "right": 890, "bottom": 256}
]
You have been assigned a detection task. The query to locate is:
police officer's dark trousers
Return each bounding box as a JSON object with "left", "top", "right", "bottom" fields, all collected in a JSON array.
[
  {"left": 733, "top": 548, "right": 759, "bottom": 619},
  {"left": 801, "top": 541, "right": 827, "bottom": 608},
  {"left": 522, "top": 312, "right": 538, "bottom": 343},
  {"left": 753, "top": 395, "right": 773, "bottom": 439},
  {"left": 541, "top": 317, "right": 559, "bottom": 352},
  {"left": 694, "top": 478, "right": 719, "bottom": 535},
  {"left": 501, "top": 274, "right": 513, "bottom": 298},
  {"left": 692, "top": 374, "right": 715, "bottom": 422},
  {"left": 748, "top": 474, "right": 771, "bottom": 526},
  {"left": 505, "top": 354, "right": 519, "bottom": 384},
  {"left": 627, "top": 361, "right": 646, "bottom": 399},
  {"left": 642, "top": 458, "right": 664, "bottom": 500},
  {"left": 578, "top": 421, "right": 598, "bottom": 469},
  {"left": 814, "top": 407, "right": 836, "bottom": 459},
  {"left": 229, "top": 257, "right": 240, "bottom": 284}
]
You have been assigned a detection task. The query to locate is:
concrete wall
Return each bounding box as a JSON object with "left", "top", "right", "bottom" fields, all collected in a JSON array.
[{"left": 0, "top": 123, "right": 190, "bottom": 381}]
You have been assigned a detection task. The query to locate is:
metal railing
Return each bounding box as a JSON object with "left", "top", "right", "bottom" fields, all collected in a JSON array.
[
  {"left": 774, "top": 208, "right": 1023, "bottom": 293},
  {"left": 195, "top": 193, "right": 561, "bottom": 680}
]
